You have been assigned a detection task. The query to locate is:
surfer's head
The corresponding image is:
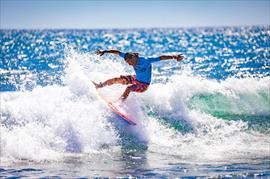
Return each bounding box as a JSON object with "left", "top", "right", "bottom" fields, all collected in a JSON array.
[{"left": 124, "top": 52, "right": 138, "bottom": 66}]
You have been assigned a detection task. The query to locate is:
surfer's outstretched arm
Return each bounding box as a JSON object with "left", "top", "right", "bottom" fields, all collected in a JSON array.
[
  {"left": 159, "top": 54, "right": 184, "bottom": 62},
  {"left": 96, "top": 49, "right": 122, "bottom": 56}
]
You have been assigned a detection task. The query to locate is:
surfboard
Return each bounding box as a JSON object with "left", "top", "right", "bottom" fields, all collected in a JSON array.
[{"left": 93, "top": 83, "right": 136, "bottom": 125}]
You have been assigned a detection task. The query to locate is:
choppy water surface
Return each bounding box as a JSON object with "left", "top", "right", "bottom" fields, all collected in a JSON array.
[{"left": 1, "top": 26, "right": 270, "bottom": 178}]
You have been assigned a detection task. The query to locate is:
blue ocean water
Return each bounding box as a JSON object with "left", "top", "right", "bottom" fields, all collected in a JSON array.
[{"left": 0, "top": 26, "right": 270, "bottom": 178}]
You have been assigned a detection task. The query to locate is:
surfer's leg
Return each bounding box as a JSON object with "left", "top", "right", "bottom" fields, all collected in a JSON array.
[
  {"left": 97, "top": 75, "right": 132, "bottom": 88},
  {"left": 121, "top": 87, "right": 131, "bottom": 100}
]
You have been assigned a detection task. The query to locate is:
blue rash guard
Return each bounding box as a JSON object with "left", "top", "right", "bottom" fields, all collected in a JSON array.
[{"left": 120, "top": 52, "right": 160, "bottom": 84}]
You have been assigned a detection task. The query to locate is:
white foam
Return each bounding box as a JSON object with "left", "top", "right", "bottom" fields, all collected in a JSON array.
[{"left": 1, "top": 51, "right": 124, "bottom": 163}]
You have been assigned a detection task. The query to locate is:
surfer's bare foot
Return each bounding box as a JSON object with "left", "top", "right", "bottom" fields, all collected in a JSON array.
[
  {"left": 120, "top": 93, "right": 129, "bottom": 100},
  {"left": 120, "top": 95, "right": 127, "bottom": 100},
  {"left": 92, "top": 81, "right": 104, "bottom": 89}
]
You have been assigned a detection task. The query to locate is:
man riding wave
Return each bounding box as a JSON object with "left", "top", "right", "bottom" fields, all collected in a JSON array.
[{"left": 94, "top": 50, "right": 184, "bottom": 100}]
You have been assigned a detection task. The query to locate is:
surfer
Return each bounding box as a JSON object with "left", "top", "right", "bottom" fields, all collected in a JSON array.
[{"left": 94, "top": 50, "right": 184, "bottom": 100}]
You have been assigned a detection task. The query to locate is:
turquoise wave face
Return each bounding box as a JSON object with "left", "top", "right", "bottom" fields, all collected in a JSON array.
[{"left": 187, "top": 90, "right": 270, "bottom": 130}]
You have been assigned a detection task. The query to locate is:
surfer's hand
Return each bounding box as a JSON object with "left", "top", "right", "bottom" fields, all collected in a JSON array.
[
  {"left": 95, "top": 50, "right": 105, "bottom": 56},
  {"left": 175, "top": 54, "right": 184, "bottom": 62}
]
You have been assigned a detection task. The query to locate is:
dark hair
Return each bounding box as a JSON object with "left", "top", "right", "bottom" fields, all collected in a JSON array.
[{"left": 124, "top": 52, "right": 139, "bottom": 60}]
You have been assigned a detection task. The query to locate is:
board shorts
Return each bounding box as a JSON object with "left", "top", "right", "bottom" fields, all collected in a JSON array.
[{"left": 120, "top": 75, "right": 149, "bottom": 92}]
